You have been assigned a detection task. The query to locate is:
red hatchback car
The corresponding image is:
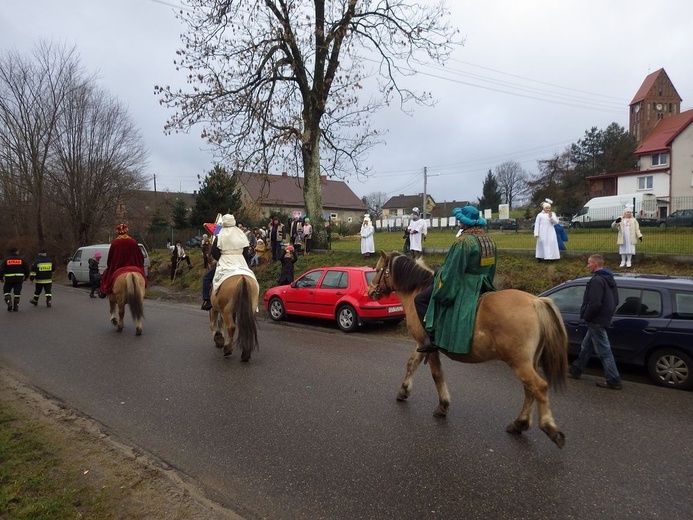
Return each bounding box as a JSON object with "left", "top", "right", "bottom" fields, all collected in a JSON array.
[{"left": 263, "top": 266, "right": 405, "bottom": 332}]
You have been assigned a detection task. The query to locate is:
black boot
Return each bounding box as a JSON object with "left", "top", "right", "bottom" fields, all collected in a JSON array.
[
  {"left": 30, "top": 298, "right": 38, "bottom": 306},
  {"left": 201, "top": 300, "right": 212, "bottom": 311},
  {"left": 416, "top": 334, "right": 438, "bottom": 353},
  {"left": 46, "top": 298, "right": 51, "bottom": 308},
  {"left": 13, "top": 298, "right": 20, "bottom": 312},
  {"left": 6, "top": 298, "right": 12, "bottom": 312}
]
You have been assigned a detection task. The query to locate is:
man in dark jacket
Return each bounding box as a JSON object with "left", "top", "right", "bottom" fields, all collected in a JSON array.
[
  {"left": 29, "top": 250, "right": 55, "bottom": 307},
  {"left": 569, "top": 254, "right": 622, "bottom": 389},
  {"left": 1, "top": 247, "right": 30, "bottom": 311}
]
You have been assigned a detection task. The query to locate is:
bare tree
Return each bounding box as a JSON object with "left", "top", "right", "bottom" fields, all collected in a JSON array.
[
  {"left": 49, "top": 84, "right": 148, "bottom": 245},
  {"left": 493, "top": 160, "right": 528, "bottom": 210},
  {"left": 0, "top": 41, "right": 147, "bottom": 248},
  {"left": 0, "top": 41, "right": 83, "bottom": 247},
  {"left": 156, "top": 0, "right": 460, "bottom": 244},
  {"left": 361, "top": 191, "right": 387, "bottom": 221}
]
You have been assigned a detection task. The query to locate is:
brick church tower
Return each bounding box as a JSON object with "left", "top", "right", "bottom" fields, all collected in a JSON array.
[{"left": 629, "top": 68, "right": 682, "bottom": 146}]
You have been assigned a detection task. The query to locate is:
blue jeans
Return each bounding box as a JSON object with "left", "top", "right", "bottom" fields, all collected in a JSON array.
[
  {"left": 571, "top": 323, "right": 621, "bottom": 385},
  {"left": 202, "top": 265, "right": 216, "bottom": 300}
]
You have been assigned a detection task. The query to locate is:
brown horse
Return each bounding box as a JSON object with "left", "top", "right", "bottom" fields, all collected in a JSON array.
[
  {"left": 109, "top": 271, "right": 146, "bottom": 335},
  {"left": 367, "top": 250, "right": 569, "bottom": 448},
  {"left": 209, "top": 274, "right": 259, "bottom": 362}
]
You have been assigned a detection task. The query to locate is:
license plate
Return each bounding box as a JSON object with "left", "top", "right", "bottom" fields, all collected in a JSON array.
[{"left": 388, "top": 306, "right": 403, "bottom": 313}]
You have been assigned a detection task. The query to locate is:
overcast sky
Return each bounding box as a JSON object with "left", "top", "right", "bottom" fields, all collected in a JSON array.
[{"left": 3, "top": 1, "right": 693, "bottom": 206}]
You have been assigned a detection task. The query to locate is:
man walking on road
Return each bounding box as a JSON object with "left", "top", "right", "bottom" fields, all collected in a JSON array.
[{"left": 569, "top": 253, "right": 623, "bottom": 390}]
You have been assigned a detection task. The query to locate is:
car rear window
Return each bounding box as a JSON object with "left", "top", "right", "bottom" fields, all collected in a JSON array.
[
  {"left": 673, "top": 292, "right": 693, "bottom": 320},
  {"left": 321, "top": 270, "right": 348, "bottom": 289},
  {"left": 365, "top": 271, "right": 376, "bottom": 284},
  {"left": 615, "top": 289, "right": 661, "bottom": 317}
]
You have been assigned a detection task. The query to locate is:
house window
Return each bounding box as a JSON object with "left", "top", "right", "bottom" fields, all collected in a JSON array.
[
  {"left": 651, "top": 153, "right": 668, "bottom": 166},
  {"left": 330, "top": 212, "right": 338, "bottom": 220},
  {"left": 637, "top": 176, "right": 653, "bottom": 190}
]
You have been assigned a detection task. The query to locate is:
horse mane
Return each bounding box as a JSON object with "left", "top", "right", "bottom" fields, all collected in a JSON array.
[{"left": 390, "top": 252, "right": 434, "bottom": 293}]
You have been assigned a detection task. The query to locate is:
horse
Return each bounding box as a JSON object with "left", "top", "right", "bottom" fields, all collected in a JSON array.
[
  {"left": 367, "top": 250, "right": 569, "bottom": 448},
  {"left": 109, "top": 271, "right": 146, "bottom": 335},
  {"left": 209, "top": 274, "right": 259, "bottom": 362}
]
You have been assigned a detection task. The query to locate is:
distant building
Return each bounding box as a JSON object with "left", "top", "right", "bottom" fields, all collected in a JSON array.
[
  {"left": 235, "top": 171, "right": 367, "bottom": 224},
  {"left": 587, "top": 68, "right": 693, "bottom": 214}
]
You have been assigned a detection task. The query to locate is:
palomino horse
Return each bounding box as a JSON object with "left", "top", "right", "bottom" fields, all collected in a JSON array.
[
  {"left": 209, "top": 274, "right": 259, "bottom": 362},
  {"left": 109, "top": 271, "right": 146, "bottom": 335},
  {"left": 367, "top": 251, "right": 569, "bottom": 448}
]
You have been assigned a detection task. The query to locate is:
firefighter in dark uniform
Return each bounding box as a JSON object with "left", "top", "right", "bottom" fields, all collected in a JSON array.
[
  {"left": 0, "top": 247, "right": 30, "bottom": 312},
  {"left": 30, "top": 250, "right": 55, "bottom": 307}
]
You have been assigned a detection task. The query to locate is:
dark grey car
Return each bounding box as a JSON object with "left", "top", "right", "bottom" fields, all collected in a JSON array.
[
  {"left": 656, "top": 209, "right": 693, "bottom": 228},
  {"left": 539, "top": 273, "right": 693, "bottom": 390}
]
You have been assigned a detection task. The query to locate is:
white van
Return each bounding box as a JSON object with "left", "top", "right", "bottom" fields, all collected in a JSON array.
[
  {"left": 571, "top": 193, "right": 658, "bottom": 228},
  {"left": 66, "top": 243, "right": 150, "bottom": 287}
]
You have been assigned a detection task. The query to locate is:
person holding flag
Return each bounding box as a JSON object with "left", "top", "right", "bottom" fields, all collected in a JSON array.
[{"left": 200, "top": 214, "right": 224, "bottom": 310}]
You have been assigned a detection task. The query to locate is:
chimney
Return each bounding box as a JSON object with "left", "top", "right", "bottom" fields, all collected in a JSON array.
[
  {"left": 282, "top": 171, "right": 288, "bottom": 178},
  {"left": 320, "top": 175, "right": 327, "bottom": 184}
]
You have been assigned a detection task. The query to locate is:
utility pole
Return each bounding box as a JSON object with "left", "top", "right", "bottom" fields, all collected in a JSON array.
[{"left": 423, "top": 166, "right": 427, "bottom": 219}]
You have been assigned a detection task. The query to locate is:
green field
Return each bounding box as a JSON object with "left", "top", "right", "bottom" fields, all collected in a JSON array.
[{"left": 329, "top": 227, "right": 693, "bottom": 255}]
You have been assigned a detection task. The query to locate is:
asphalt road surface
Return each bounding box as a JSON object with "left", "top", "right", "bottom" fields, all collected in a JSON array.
[{"left": 1, "top": 284, "right": 692, "bottom": 519}]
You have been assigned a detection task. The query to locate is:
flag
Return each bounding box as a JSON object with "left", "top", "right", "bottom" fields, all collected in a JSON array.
[{"left": 204, "top": 213, "right": 223, "bottom": 236}]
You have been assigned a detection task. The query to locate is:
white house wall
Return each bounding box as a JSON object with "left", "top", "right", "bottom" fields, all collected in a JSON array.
[
  {"left": 617, "top": 171, "right": 670, "bottom": 198},
  {"left": 671, "top": 124, "right": 693, "bottom": 198}
]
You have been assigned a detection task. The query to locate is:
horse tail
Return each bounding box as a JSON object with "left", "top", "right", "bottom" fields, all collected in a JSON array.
[
  {"left": 534, "top": 296, "right": 568, "bottom": 391},
  {"left": 235, "top": 277, "right": 259, "bottom": 355},
  {"left": 126, "top": 273, "right": 145, "bottom": 321}
]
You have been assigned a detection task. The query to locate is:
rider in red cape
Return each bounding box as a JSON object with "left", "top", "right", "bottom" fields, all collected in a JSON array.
[{"left": 98, "top": 223, "right": 145, "bottom": 298}]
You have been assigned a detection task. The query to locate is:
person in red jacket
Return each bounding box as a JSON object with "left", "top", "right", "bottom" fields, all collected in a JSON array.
[{"left": 98, "top": 223, "right": 145, "bottom": 298}]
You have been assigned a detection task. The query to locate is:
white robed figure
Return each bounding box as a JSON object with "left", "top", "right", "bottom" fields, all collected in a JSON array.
[
  {"left": 360, "top": 214, "right": 375, "bottom": 257},
  {"left": 534, "top": 199, "right": 560, "bottom": 261},
  {"left": 213, "top": 214, "right": 259, "bottom": 295}
]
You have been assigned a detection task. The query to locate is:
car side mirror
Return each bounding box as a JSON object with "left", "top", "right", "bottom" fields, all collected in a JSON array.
[{"left": 291, "top": 281, "right": 297, "bottom": 288}]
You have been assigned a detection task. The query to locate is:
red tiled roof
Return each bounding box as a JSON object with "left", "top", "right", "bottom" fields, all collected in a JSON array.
[
  {"left": 630, "top": 69, "right": 664, "bottom": 105},
  {"left": 635, "top": 109, "right": 693, "bottom": 155},
  {"left": 629, "top": 68, "right": 682, "bottom": 105},
  {"left": 236, "top": 172, "right": 367, "bottom": 210}
]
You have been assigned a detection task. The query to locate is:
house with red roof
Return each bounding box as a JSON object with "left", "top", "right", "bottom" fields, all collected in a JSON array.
[
  {"left": 587, "top": 69, "right": 693, "bottom": 214},
  {"left": 235, "top": 171, "right": 367, "bottom": 224}
]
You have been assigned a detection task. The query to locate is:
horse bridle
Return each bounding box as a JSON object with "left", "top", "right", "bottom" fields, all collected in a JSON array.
[{"left": 370, "top": 254, "right": 396, "bottom": 298}]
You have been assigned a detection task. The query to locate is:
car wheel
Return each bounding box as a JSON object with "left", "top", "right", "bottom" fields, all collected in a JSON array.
[
  {"left": 647, "top": 348, "right": 693, "bottom": 390},
  {"left": 659, "top": 222, "right": 667, "bottom": 229},
  {"left": 336, "top": 304, "right": 359, "bottom": 333},
  {"left": 268, "top": 297, "right": 286, "bottom": 321},
  {"left": 70, "top": 274, "right": 78, "bottom": 287}
]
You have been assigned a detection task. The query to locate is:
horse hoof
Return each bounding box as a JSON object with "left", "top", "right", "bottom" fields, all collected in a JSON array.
[
  {"left": 551, "top": 431, "right": 566, "bottom": 449},
  {"left": 111, "top": 318, "right": 118, "bottom": 326},
  {"left": 117, "top": 326, "right": 123, "bottom": 333},
  {"left": 241, "top": 354, "right": 250, "bottom": 362},
  {"left": 433, "top": 405, "right": 448, "bottom": 418},
  {"left": 213, "top": 333, "right": 224, "bottom": 349},
  {"left": 222, "top": 346, "right": 232, "bottom": 357},
  {"left": 136, "top": 329, "right": 142, "bottom": 336},
  {"left": 506, "top": 419, "right": 530, "bottom": 435}
]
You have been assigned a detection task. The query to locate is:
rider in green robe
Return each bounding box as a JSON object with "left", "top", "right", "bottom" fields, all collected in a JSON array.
[{"left": 418, "top": 206, "right": 497, "bottom": 354}]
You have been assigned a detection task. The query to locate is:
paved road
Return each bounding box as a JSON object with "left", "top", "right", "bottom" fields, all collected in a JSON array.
[{"left": 1, "top": 284, "right": 692, "bottom": 519}]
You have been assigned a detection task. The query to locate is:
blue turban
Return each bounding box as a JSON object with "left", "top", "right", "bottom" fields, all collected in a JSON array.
[{"left": 452, "top": 206, "right": 486, "bottom": 227}]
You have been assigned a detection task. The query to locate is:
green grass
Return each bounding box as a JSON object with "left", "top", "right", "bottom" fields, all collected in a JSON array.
[
  {"left": 150, "top": 233, "right": 692, "bottom": 297},
  {"left": 0, "top": 410, "right": 109, "bottom": 519},
  {"left": 328, "top": 227, "right": 693, "bottom": 255}
]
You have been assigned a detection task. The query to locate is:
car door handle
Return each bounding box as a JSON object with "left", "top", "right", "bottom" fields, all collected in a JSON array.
[
  {"left": 642, "top": 327, "right": 658, "bottom": 333},
  {"left": 566, "top": 321, "right": 581, "bottom": 326},
  {"left": 335, "top": 292, "right": 343, "bottom": 295}
]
